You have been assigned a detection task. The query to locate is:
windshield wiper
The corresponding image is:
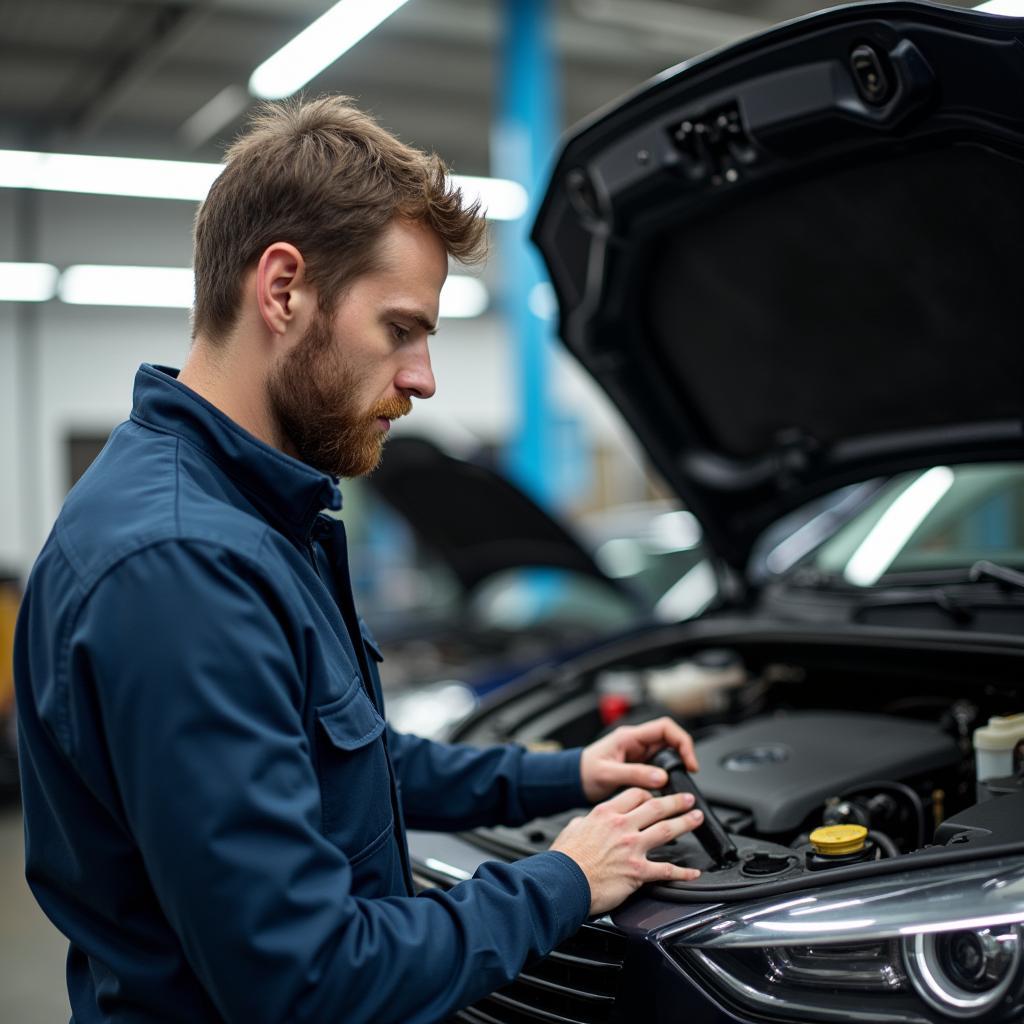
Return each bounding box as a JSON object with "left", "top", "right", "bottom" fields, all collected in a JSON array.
[{"left": 969, "top": 559, "right": 1024, "bottom": 592}]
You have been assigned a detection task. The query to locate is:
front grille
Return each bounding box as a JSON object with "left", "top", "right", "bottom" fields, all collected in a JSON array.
[{"left": 454, "top": 921, "right": 626, "bottom": 1024}]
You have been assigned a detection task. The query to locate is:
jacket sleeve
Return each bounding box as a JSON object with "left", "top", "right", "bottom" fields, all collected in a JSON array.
[
  {"left": 386, "top": 727, "right": 588, "bottom": 830},
  {"left": 68, "top": 539, "right": 590, "bottom": 1024}
]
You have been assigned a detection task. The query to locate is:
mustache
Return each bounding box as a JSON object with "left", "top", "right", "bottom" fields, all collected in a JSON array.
[{"left": 371, "top": 394, "right": 413, "bottom": 421}]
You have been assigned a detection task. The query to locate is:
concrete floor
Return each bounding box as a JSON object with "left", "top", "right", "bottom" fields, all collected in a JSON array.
[{"left": 0, "top": 804, "right": 72, "bottom": 1022}]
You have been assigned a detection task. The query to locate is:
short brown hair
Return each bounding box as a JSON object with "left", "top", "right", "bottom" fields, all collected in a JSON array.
[{"left": 191, "top": 95, "right": 487, "bottom": 341}]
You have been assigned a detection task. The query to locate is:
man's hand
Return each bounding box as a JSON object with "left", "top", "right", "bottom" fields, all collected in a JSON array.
[
  {"left": 551, "top": 788, "right": 703, "bottom": 914},
  {"left": 580, "top": 717, "right": 699, "bottom": 804}
]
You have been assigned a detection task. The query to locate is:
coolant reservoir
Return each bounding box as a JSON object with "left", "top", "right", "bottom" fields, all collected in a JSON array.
[
  {"left": 974, "top": 713, "right": 1024, "bottom": 801},
  {"left": 645, "top": 649, "right": 746, "bottom": 716}
]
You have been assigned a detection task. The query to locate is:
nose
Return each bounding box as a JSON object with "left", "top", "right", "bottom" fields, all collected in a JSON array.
[{"left": 395, "top": 339, "right": 436, "bottom": 400}]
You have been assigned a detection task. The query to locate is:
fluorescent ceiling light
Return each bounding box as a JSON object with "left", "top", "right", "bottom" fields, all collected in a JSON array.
[
  {"left": 0, "top": 262, "right": 59, "bottom": 302},
  {"left": 440, "top": 276, "right": 488, "bottom": 318},
  {"left": 0, "top": 148, "right": 523, "bottom": 219},
  {"left": 55, "top": 265, "right": 488, "bottom": 317},
  {"left": 843, "top": 466, "right": 955, "bottom": 586},
  {"left": 0, "top": 150, "right": 221, "bottom": 202},
  {"left": 250, "top": 0, "right": 412, "bottom": 100},
  {"left": 59, "top": 266, "right": 195, "bottom": 308}
]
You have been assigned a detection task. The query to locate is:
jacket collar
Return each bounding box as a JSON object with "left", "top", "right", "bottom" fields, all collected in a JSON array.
[{"left": 130, "top": 363, "right": 342, "bottom": 541}]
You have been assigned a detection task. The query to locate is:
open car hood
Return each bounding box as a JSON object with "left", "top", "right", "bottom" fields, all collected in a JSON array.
[
  {"left": 366, "top": 436, "right": 634, "bottom": 597},
  {"left": 532, "top": 0, "right": 1024, "bottom": 572}
]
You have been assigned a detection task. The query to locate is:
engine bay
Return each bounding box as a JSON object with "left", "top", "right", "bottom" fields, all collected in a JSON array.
[{"left": 455, "top": 626, "right": 1024, "bottom": 893}]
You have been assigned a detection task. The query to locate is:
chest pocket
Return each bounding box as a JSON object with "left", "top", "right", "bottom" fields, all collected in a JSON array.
[{"left": 315, "top": 677, "right": 393, "bottom": 864}]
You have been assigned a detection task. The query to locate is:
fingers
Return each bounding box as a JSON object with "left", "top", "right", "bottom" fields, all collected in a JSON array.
[
  {"left": 602, "top": 786, "right": 652, "bottom": 813},
  {"left": 642, "top": 860, "right": 702, "bottom": 884},
  {"left": 581, "top": 718, "right": 700, "bottom": 805},
  {"left": 599, "top": 759, "right": 673, "bottom": 792},
  {"left": 637, "top": 807, "right": 704, "bottom": 851},
  {"left": 627, "top": 791, "right": 695, "bottom": 830},
  {"left": 625, "top": 717, "right": 700, "bottom": 772}
]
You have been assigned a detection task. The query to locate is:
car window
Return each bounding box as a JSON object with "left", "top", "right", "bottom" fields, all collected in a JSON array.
[
  {"left": 340, "top": 482, "right": 643, "bottom": 632},
  {"left": 810, "top": 463, "right": 1024, "bottom": 585}
]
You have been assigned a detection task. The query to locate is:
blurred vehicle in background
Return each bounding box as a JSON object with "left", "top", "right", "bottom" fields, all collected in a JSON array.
[
  {"left": 358, "top": 437, "right": 876, "bottom": 736},
  {"left": 581, "top": 501, "right": 712, "bottom": 621},
  {"left": 351, "top": 436, "right": 707, "bottom": 735}
]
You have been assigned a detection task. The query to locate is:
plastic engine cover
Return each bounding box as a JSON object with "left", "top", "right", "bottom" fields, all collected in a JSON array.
[{"left": 694, "top": 711, "right": 959, "bottom": 834}]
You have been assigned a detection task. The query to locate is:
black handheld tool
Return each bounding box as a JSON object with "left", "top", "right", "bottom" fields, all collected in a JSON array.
[{"left": 652, "top": 747, "right": 739, "bottom": 868}]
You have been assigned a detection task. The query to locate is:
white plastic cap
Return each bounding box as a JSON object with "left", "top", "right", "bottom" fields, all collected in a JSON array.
[{"left": 974, "top": 713, "right": 1024, "bottom": 751}]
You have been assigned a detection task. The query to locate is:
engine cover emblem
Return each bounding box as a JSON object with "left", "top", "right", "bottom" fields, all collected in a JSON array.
[{"left": 722, "top": 745, "right": 790, "bottom": 771}]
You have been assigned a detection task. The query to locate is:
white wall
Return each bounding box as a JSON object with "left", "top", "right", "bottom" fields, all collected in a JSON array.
[
  {"left": 37, "top": 191, "right": 195, "bottom": 267},
  {"left": 1, "top": 188, "right": 648, "bottom": 577},
  {"left": 33, "top": 304, "right": 192, "bottom": 563}
]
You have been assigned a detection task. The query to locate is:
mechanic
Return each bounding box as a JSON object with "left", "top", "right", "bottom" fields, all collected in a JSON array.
[{"left": 14, "top": 97, "right": 704, "bottom": 1024}]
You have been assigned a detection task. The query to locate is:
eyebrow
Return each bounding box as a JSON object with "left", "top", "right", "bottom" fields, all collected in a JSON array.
[{"left": 384, "top": 306, "right": 438, "bottom": 336}]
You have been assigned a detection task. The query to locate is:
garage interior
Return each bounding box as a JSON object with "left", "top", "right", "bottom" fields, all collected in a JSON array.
[{"left": 0, "top": 0, "right": 996, "bottom": 1020}]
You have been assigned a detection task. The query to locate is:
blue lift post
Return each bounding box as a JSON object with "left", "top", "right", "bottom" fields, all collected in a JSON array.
[{"left": 495, "top": 0, "right": 585, "bottom": 510}]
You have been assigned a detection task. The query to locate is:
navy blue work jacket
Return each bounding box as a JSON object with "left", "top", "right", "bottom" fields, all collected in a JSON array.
[{"left": 15, "top": 364, "right": 591, "bottom": 1024}]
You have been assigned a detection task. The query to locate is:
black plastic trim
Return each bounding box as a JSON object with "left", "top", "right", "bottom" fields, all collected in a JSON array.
[{"left": 650, "top": 839, "right": 1024, "bottom": 903}]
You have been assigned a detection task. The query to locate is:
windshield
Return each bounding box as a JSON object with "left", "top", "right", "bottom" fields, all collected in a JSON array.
[{"left": 808, "top": 463, "right": 1024, "bottom": 586}]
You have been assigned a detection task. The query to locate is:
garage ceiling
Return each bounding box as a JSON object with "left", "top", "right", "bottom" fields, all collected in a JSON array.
[{"left": 0, "top": 0, "right": 977, "bottom": 176}]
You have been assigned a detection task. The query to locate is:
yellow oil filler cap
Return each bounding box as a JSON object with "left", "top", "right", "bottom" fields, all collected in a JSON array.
[{"left": 810, "top": 825, "right": 868, "bottom": 856}]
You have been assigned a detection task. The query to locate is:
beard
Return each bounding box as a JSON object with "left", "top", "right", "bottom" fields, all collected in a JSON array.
[{"left": 267, "top": 310, "right": 412, "bottom": 478}]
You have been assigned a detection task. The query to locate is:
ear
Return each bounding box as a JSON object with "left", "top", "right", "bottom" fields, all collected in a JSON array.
[{"left": 255, "top": 242, "right": 312, "bottom": 336}]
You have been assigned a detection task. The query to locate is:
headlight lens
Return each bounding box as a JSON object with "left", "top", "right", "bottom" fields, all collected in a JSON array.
[
  {"left": 766, "top": 939, "right": 906, "bottom": 991},
  {"left": 661, "top": 857, "right": 1024, "bottom": 1023},
  {"left": 904, "top": 926, "right": 1022, "bottom": 1019},
  {"left": 680, "top": 943, "right": 929, "bottom": 1023}
]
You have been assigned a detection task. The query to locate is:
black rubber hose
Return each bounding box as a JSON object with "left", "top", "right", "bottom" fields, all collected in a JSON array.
[
  {"left": 869, "top": 829, "right": 900, "bottom": 859},
  {"left": 842, "top": 780, "right": 928, "bottom": 849}
]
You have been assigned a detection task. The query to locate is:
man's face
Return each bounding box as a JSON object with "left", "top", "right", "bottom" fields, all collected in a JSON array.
[{"left": 268, "top": 218, "right": 447, "bottom": 478}]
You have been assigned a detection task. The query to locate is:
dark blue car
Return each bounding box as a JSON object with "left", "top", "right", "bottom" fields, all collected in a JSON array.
[{"left": 408, "top": 3, "right": 1024, "bottom": 1021}]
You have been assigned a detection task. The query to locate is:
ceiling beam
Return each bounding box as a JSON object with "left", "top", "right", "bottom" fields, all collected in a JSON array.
[{"left": 57, "top": 0, "right": 216, "bottom": 142}]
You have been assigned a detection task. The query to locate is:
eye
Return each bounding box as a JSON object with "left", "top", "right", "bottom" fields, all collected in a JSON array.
[{"left": 391, "top": 323, "right": 410, "bottom": 342}]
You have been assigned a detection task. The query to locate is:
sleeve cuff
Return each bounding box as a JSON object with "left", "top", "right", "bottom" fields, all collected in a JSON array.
[
  {"left": 544, "top": 850, "right": 592, "bottom": 925},
  {"left": 519, "top": 850, "right": 592, "bottom": 936},
  {"left": 517, "top": 747, "right": 588, "bottom": 821}
]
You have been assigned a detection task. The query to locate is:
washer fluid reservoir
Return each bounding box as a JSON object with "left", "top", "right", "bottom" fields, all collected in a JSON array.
[{"left": 974, "top": 714, "right": 1024, "bottom": 801}]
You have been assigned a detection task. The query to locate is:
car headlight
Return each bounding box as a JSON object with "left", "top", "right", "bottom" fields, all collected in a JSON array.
[
  {"left": 905, "top": 926, "right": 1022, "bottom": 1019},
  {"left": 660, "top": 856, "right": 1024, "bottom": 1022}
]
